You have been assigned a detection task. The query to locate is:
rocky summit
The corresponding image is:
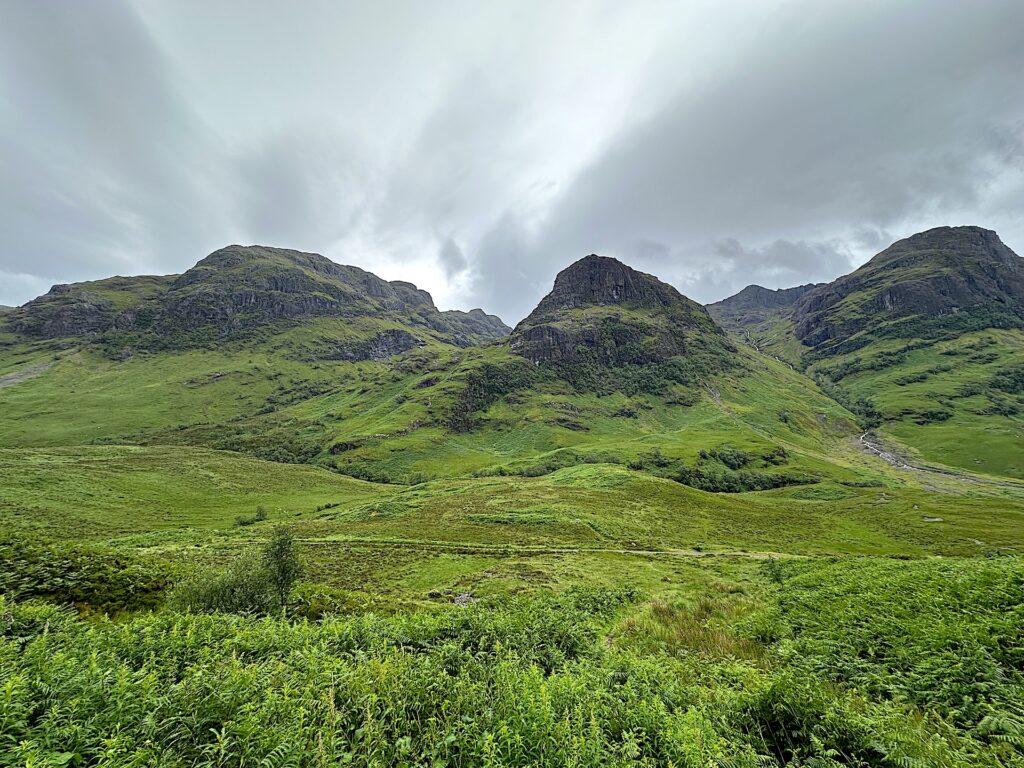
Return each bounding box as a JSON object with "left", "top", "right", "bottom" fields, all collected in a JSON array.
[
  {"left": 510, "top": 254, "right": 727, "bottom": 367},
  {"left": 707, "top": 282, "right": 821, "bottom": 336},
  {"left": 4, "top": 245, "right": 510, "bottom": 348},
  {"left": 792, "top": 226, "right": 1024, "bottom": 350}
]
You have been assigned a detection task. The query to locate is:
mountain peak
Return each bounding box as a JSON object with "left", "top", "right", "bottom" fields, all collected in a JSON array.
[
  {"left": 4, "top": 245, "right": 510, "bottom": 346},
  {"left": 706, "top": 282, "right": 823, "bottom": 337},
  {"left": 867, "top": 226, "right": 1015, "bottom": 269},
  {"left": 711, "top": 283, "right": 822, "bottom": 311},
  {"left": 511, "top": 254, "right": 726, "bottom": 368},
  {"left": 793, "top": 225, "right": 1024, "bottom": 349},
  {"left": 522, "top": 255, "right": 696, "bottom": 325}
]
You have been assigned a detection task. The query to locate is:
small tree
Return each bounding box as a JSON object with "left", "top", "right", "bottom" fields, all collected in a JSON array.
[{"left": 261, "top": 525, "right": 303, "bottom": 609}]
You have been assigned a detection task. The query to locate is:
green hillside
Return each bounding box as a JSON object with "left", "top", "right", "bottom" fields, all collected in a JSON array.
[
  {"left": 3, "top": 245, "right": 1024, "bottom": 765},
  {"left": 711, "top": 226, "right": 1024, "bottom": 479}
]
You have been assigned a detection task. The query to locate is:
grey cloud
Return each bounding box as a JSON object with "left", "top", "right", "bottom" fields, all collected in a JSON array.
[
  {"left": 681, "top": 238, "right": 856, "bottom": 303},
  {"left": 472, "top": 213, "right": 546, "bottom": 325},
  {"left": 232, "top": 131, "right": 372, "bottom": 252},
  {"left": 437, "top": 237, "right": 468, "bottom": 277},
  {"left": 477, "top": 0, "right": 1024, "bottom": 318},
  {"left": 0, "top": 0, "right": 229, "bottom": 286},
  {"left": 2, "top": 0, "right": 1022, "bottom": 321}
]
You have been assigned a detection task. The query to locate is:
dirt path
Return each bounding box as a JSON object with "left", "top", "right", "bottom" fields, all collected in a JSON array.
[
  {"left": 0, "top": 359, "right": 52, "bottom": 389},
  {"left": 858, "top": 431, "right": 914, "bottom": 470},
  {"left": 300, "top": 536, "right": 781, "bottom": 559}
]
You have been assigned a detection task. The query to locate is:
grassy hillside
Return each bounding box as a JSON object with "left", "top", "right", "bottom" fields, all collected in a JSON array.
[
  {"left": 811, "top": 328, "right": 1024, "bottom": 477},
  {"left": 0, "top": 445, "right": 389, "bottom": 539},
  {"left": 711, "top": 228, "right": 1024, "bottom": 479},
  {"left": 3, "top": 246, "right": 1024, "bottom": 765}
]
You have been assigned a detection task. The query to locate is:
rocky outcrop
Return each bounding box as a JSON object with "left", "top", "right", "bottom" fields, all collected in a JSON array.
[
  {"left": 792, "top": 227, "right": 1024, "bottom": 349},
  {"left": 435, "top": 308, "right": 511, "bottom": 346},
  {"left": 9, "top": 286, "right": 114, "bottom": 337},
  {"left": 308, "top": 329, "right": 423, "bottom": 362},
  {"left": 6, "top": 245, "right": 509, "bottom": 348},
  {"left": 155, "top": 245, "right": 436, "bottom": 333},
  {"left": 707, "top": 283, "right": 821, "bottom": 336},
  {"left": 709, "top": 283, "right": 820, "bottom": 315},
  {"left": 5, "top": 275, "right": 174, "bottom": 338},
  {"left": 522, "top": 255, "right": 702, "bottom": 320},
  {"left": 510, "top": 254, "right": 727, "bottom": 367}
]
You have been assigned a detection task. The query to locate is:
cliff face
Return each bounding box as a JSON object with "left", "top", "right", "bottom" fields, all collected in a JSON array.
[
  {"left": 707, "top": 283, "right": 821, "bottom": 336},
  {"left": 5, "top": 245, "right": 511, "bottom": 348},
  {"left": 791, "top": 226, "right": 1024, "bottom": 349},
  {"left": 510, "top": 255, "right": 728, "bottom": 368},
  {"left": 6, "top": 276, "right": 175, "bottom": 338}
]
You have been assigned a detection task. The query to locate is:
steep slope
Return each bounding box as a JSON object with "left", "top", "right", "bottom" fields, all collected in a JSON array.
[
  {"left": 793, "top": 226, "right": 1024, "bottom": 355},
  {"left": 294, "top": 256, "right": 866, "bottom": 489},
  {"left": 0, "top": 251, "right": 870, "bottom": 494},
  {"left": 707, "top": 283, "right": 820, "bottom": 364},
  {"left": 710, "top": 227, "right": 1024, "bottom": 478},
  {"left": 511, "top": 255, "right": 728, "bottom": 368},
  {"left": 5, "top": 275, "right": 176, "bottom": 338},
  {"left": 505, "top": 255, "right": 737, "bottom": 405},
  {"left": 707, "top": 283, "right": 820, "bottom": 335},
  {"left": 4, "top": 245, "right": 510, "bottom": 349}
]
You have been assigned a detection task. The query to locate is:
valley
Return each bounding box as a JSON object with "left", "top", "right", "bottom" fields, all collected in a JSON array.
[{"left": 2, "top": 229, "right": 1024, "bottom": 765}]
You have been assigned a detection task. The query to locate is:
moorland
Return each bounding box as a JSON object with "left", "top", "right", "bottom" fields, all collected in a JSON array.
[{"left": 2, "top": 225, "right": 1023, "bottom": 766}]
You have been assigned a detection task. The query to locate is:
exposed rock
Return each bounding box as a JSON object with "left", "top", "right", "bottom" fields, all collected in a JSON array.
[
  {"left": 309, "top": 329, "right": 423, "bottom": 362},
  {"left": 5, "top": 275, "right": 173, "bottom": 338},
  {"left": 6, "top": 245, "right": 510, "bottom": 348},
  {"left": 510, "top": 254, "right": 726, "bottom": 367},
  {"left": 707, "top": 283, "right": 821, "bottom": 335},
  {"left": 792, "top": 226, "right": 1024, "bottom": 349},
  {"left": 436, "top": 308, "right": 511, "bottom": 345}
]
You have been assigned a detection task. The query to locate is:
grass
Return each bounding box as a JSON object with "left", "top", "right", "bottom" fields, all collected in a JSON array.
[
  {"left": 812, "top": 329, "right": 1024, "bottom": 478},
  {"left": 3, "top": 293, "right": 1024, "bottom": 764},
  {"left": 0, "top": 445, "right": 389, "bottom": 539}
]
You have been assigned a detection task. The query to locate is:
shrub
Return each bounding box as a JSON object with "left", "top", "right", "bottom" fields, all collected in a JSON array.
[
  {"left": 704, "top": 446, "right": 750, "bottom": 470},
  {"left": 0, "top": 535, "right": 172, "bottom": 612},
  {"left": 234, "top": 506, "right": 269, "bottom": 527},
  {"left": 171, "top": 528, "right": 303, "bottom": 615},
  {"left": 169, "top": 554, "right": 278, "bottom": 615},
  {"left": 991, "top": 363, "right": 1024, "bottom": 395},
  {"left": 262, "top": 525, "right": 303, "bottom": 609}
]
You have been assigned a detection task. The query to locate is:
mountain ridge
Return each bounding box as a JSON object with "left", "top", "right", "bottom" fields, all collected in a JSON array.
[
  {"left": 792, "top": 225, "right": 1024, "bottom": 352},
  {"left": 4, "top": 245, "right": 511, "bottom": 348}
]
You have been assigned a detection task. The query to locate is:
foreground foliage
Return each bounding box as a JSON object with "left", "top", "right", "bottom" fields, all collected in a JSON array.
[{"left": 3, "top": 558, "right": 1023, "bottom": 767}]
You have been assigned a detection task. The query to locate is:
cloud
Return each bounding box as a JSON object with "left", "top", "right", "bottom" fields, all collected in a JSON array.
[
  {"left": 475, "top": 0, "right": 1024, "bottom": 316},
  {"left": 0, "top": 271, "right": 50, "bottom": 308},
  {"left": 686, "top": 239, "right": 855, "bottom": 301},
  {"left": 437, "top": 237, "right": 468, "bottom": 278},
  {"left": 0, "top": 0, "right": 230, "bottom": 285},
  {"left": 1, "top": 0, "right": 1022, "bottom": 322}
]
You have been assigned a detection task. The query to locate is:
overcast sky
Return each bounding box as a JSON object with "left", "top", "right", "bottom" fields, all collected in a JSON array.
[{"left": 2, "top": 0, "right": 1023, "bottom": 322}]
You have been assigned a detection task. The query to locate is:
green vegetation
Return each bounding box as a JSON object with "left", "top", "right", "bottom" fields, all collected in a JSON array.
[
  {"left": 3, "top": 558, "right": 1023, "bottom": 765},
  {"left": 813, "top": 330, "right": 1024, "bottom": 478},
  {"left": 170, "top": 525, "right": 303, "bottom": 615},
  {"left": 3, "top": 241, "right": 1024, "bottom": 764}
]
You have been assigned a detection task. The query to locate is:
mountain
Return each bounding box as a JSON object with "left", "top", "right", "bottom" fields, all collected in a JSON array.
[
  {"left": 707, "top": 283, "right": 820, "bottom": 333},
  {"left": 0, "top": 248, "right": 867, "bottom": 496},
  {"left": 707, "top": 283, "right": 821, "bottom": 361},
  {"left": 711, "top": 226, "right": 1024, "bottom": 478},
  {"left": 4, "top": 245, "right": 510, "bottom": 349},
  {"left": 792, "top": 226, "right": 1024, "bottom": 355},
  {"left": 5, "top": 240, "right": 1024, "bottom": 763},
  {"left": 4, "top": 275, "right": 175, "bottom": 339},
  {"left": 511, "top": 255, "right": 725, "bottom": 366}
]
